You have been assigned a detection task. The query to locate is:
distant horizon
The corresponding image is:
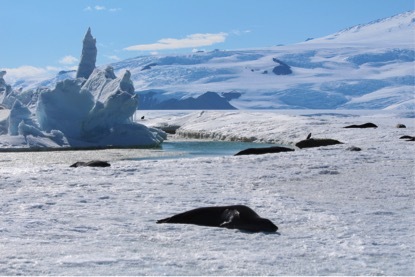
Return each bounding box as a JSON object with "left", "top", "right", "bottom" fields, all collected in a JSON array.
[{"left": 0, "top": 0, "right": 413, "bottom": 82}]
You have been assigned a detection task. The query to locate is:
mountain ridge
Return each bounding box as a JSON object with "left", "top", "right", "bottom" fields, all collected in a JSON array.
[{"left": 5, "top": 11, "right": 415, "bottom": 110}]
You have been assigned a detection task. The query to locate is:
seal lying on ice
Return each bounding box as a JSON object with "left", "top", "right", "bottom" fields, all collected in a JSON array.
[
  {"left": 157, "top": 205, "right": 278, "bottom": 232},
  {"left": 70, "top": 160, "right": 111, "bottom": 167},
  {"left": 234, "top": 146, "right": 294, "bottom": 156},
  {"left": 344, "top": 122, "right": 378, "bottom": 128},
  {"left": 295, "top": 138, "right": 343, "bottom": 149},
  {"left": 399, "top": 135, "right": 415, "bottom": 141}
]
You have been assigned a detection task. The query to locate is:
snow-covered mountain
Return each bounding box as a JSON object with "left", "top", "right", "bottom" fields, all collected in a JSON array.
[{"left": 8, "top": 11, "right": 415, "bottom": 110}]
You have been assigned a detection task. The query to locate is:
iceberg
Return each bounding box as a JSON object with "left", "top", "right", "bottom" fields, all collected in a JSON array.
[
  {"left": 35, "top": 66, "right": 166, "bottom": 148},
  {"left": 76, "top": 27, "right": 97, "bottom": 80},
  {"left": 0, "top": 28, "right": 166, "bottom": 150}
]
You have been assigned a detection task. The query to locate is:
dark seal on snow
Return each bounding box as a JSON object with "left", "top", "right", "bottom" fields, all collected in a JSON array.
[
  {"left": 295, "top": 138, "right": 343, "bottom": 149},
  {"left": 234, "top": 146, "right": 294, "bottom": 156},
  {"left": 399, "top": 135, "right": 415, "bottom": 141},
  {"left": 346, "top": 146, "right": 362, "bottom": 151},
  {"left": 344, "top": 122, "right": 378, "bottom": 128},
  {"left": 70, "top": 160, "right": 111, "bottom": 167},
  {"left": 157, "top": 205, "right": 278, "bottom": 232}
]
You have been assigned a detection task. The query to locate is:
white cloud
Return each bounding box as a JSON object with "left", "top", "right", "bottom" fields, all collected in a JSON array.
[
  {"left": 231, "top": 29, "right": 252, "bottom": 36},
  {"left": 59, "top": 55, "right": 79, "bottom": 65},
  {"left": 1, "top": 66, "right": 58, "bottom": 83},
  {"left": 94, "top": 5, "right": 106, "bottom": 11},
  {"left": 124, "top": 32, "right": 228, "bottom": 51},
  {"left": 105, "top": 55, "right": 121, "bottom": 61},
  {"left": 84, "top": 5, "right": 121, "bottom": 12}
]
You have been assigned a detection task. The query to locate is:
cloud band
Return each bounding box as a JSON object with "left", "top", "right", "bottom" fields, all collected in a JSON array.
[{"left": 124, "top": 32, "right": 228, "bottom": 51}]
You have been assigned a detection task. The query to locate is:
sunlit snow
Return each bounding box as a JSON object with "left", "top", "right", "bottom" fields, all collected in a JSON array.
[{"left": 0, "top": 110, "right": 414, "bottom": 275}]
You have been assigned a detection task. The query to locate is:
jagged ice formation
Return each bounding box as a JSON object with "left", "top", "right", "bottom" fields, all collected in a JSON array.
[
  {"left": 76, "top": 27, "right": 97, "bottom": 79},
  {"left": 0, "top": 28, "right": 166, "bottom": 149}
]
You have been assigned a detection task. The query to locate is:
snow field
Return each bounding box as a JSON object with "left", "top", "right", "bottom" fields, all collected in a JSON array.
[{"left": 0, "top": 110, "right": 414, "bottom": 275}]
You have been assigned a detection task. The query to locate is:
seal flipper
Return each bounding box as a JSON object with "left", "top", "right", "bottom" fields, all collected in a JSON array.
[
  {"left": 156, "top": 218, "right": 169, "bottom": 224},
  {"left": 219, "top": 209, "right": 240, "bottom": 228}
]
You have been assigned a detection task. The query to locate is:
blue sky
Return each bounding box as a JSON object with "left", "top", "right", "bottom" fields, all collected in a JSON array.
[{"left": 0, "top": 0, "right": 413, "bottom": 80}]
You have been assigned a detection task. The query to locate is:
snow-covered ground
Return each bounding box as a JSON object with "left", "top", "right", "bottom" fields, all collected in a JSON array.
[{"left": 1, "top": 110, "right": 414, "bottom": 275}]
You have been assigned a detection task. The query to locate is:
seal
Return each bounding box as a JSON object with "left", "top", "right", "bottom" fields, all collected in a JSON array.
[
  {"left": 346, "top": 146, "right": 362, "bottom": 151},
  {"left": 399, "top": 135, "right": 415, "bottom": 141},
  {"left": 234, "top": 146, "right": 294, "bottom": 156},
  {"left": 295, "top": 138, "right": 343, "bottom": 149},
  {"left": 157, "top": 205, "right": 278, "bottom": 232},
  {"left": 70, "top": 160, "right": 111, "bottom": 167},
  {"left": 344, "top": 122, "right": 377, "bottom": 128}
]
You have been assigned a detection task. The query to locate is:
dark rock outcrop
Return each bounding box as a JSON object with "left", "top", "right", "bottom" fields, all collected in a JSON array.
[
  {"left": 272, "top": 58, "right": 292, "bottom": 75},
  {"left": 235, "top": 146, "right": 294, "bottom": 156},
  {"left": 221, "top": 91, "right": 242, "bottom": 101},
  {"left": 141, "top": 63, "right": 157, "bottom": 71},
  {"left": 76, "top": 28, "right": 97, "bottom": 79}
]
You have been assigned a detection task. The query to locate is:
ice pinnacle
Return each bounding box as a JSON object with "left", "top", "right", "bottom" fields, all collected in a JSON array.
[{"left": 76, "top": 27, "right": 97, "bottom": 79}]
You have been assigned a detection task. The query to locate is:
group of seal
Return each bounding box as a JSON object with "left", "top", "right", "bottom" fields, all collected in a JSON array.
[
  {"left": 233, "top": 121, "right": 410, "bottom": 155},
  {"left": 157, "top": 205, "right": 278, "bottom": 233},
  {"left": 234, "top": 133, "right": 343, "bottom": 156},
  {"left": 68, "top": 160, "right": 278, "bottom": 232},
  {"left": 68, "top": 121, "right": 411, "bottom": 234}
]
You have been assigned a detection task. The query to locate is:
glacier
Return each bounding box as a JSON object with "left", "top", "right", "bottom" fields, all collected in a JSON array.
[{"left": 107, "top": 11, "right": 415, "bottom": 110}]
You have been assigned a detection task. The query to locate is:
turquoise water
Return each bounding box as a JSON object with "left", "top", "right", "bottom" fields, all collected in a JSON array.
[
  {"left": 159, "top": 140, "right": 277, "bottom": 158},
  {"left": 0, "top": 140, "right": 278, "bottom": 167},
  {"left": 129, "top": 140, "right": 278, "bottom": 161}
]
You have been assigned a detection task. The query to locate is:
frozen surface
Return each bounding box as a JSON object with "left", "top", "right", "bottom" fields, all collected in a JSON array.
[{"left": 0, "top": 110, "right": 414, "bottom": 275}]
